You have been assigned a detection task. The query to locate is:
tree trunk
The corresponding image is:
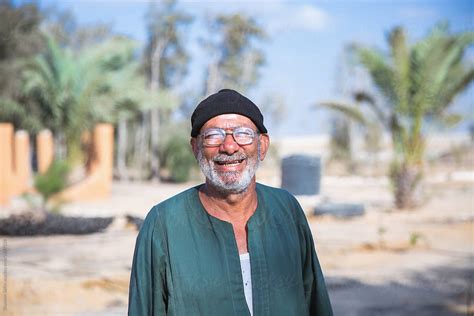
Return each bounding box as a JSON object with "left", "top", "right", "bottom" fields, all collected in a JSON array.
[
  {"left": 149, "top": 109, "right": 160, "bottom": 180},
  {"left": 143, "top": 112, "right": 151, "bottom": 179},
  {"left": 131, "top": 114, "right": 148, "bottom": 180},
  {"left": 240, "top": 51, "right": 256, "bottom": 91},
  {"left": 150, "top": 39, "right": 166, "bottom": 91},
  {"left": 148, "top": 39, "right": 166, "bottom": 181},
  {"left": 392, "top": 163, "right": 424, "bottom": 209},
  {"left": 136, "top": 112, "right": 150, "bottom": 180},
  {"left": 54, "top": 132, "right": 66, "bottom": 161},
  {"left": 205, "top": 61, "right": 220, "bottom": 96},
  {"left": 116, "top": 119, "right": 128, "bottom": 181}
]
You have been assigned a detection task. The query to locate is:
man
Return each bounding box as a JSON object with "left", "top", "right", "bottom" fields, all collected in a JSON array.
[{"left": 128, "top": 89, "right": 333, "bottom": 315}]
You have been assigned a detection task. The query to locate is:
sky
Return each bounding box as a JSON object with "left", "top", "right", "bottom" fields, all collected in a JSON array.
[{"left": 34, "top": 0, "right": 473, "bottom": 136}]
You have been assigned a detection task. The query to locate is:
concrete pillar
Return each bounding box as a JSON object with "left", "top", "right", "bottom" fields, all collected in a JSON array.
[
  {"left": 90, "top": 124, "right": 114, "bottom": 179},
  {"left": 53, "top": 123, "right": 114, "bottom": 201},
  {"left": 12, "top": 130, "right": 31, "bottom": 196},
  {"left": 37, "top": 129, "right": 54, "bottom": 174},
  {"left": 0, "top": 123, "right": 13, "bottom": 206}
]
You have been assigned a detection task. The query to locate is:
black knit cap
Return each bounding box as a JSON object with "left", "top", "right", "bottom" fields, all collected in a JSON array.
[{"left": 191, "top": 89, "right": 267, "bottom": 137}]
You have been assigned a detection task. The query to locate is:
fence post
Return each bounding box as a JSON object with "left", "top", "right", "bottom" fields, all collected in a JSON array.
[
  {"left": 12, "top": 130, "right": 31, "bottom": 196},
  {"left": 0, "top": 124, "right": 13, "bottom": 206}
]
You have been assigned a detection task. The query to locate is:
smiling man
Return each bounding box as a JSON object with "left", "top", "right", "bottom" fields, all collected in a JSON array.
[{"left": 128, "top": 89, "right": 333, "bottom": 316}]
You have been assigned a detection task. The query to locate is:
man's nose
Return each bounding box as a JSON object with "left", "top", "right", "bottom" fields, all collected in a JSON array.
[{"left": 219, "top": 134, "right": 240, "bottom": 154}]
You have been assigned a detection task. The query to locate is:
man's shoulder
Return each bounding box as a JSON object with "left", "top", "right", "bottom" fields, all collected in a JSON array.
[
  {"left": 256, "top": 182, "right": 297, "bottom": 204},
  {"left": 256, "top": 182, "right": 307, "bottom": 223}
]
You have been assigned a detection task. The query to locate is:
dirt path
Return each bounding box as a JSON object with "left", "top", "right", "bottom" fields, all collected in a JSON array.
[{"left": 2, "top": 177, "right": 473, "bottom": 315}]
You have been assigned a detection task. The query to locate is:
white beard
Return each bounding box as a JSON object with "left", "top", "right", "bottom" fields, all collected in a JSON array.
[{"left": 197, "top": 142, "right": 260, "bottom": 194}]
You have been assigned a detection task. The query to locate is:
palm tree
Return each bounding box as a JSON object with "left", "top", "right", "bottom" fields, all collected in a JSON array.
[
  {"left": 21, "top": 35, "right": 82, "bottom": 159},
  {"left": 203, "top": 13, "right": 266, "bottom": 95},
  {"left": 20, "top": 35, "right": 146, "bottom": 162},
  {"left": 321, "top": 24, "right": 473, "bottom": 209}
]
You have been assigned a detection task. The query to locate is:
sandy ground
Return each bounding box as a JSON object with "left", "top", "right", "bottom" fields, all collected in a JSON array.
[{"left": 1, "top": 171, "right": 473, "bottom": 315}]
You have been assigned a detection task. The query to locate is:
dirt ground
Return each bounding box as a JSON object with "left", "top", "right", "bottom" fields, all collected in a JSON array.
[{"left": 1, "top": 170, "right": 473, "bottom": 315}]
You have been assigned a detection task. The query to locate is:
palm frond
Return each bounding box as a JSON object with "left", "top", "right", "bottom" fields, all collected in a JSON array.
[
  {"left": 0, "top": 98, "right": 43, "bottom": 132},
  {"left": 434, "top": 67, "right": 474, "bottom": 115},
  {"left": 356, "top": 46, "right": 396, "bottom": 104},
  {"left": 318, "top": 101, "right": 368, "bottom": 126},
  {"left": 389, "top": 27, "right": 411, "bottom": 114},
  {"left": 353, "top": 91, "right": 389, "bottom": 128},
  {"left": 409, "top": 27, "right": 473, "bottom": 117}
]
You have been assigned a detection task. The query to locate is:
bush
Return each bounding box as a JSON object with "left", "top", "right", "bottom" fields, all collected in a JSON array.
[
  {"left": 162, "top": 133, "right": 197, "bottom": 183},
  {"left": 34, "top": 160, "right": 70, "bottom": 209}
]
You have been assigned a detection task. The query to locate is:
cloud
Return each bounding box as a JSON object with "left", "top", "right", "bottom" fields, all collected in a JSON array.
[
  {"left": 289, "top": 5, "right": 330, "bottom": 32},
  {"left": 265, "top": 4, "right": 331, "bottom": 34},
  {"left": 183, "top": 1, "right": 330, "bottom": 34}
]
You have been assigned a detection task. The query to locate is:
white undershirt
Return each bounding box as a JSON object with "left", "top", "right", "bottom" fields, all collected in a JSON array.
[{"left": 239, "top": 252, "right": 253, "bottom": 315}]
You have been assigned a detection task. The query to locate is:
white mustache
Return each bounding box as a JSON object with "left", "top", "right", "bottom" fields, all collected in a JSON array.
[{"left": 213, "top": 153, "right": 247, "bottom": 163}]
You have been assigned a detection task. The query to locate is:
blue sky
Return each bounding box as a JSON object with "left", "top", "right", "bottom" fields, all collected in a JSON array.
[{"left": 35, "top": 0, "right": 473, "bottom": 136}]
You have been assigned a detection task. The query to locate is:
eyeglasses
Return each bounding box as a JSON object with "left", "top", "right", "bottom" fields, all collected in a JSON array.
[{"left": 200, "top": 127, "right": 259, "bottom": 147}]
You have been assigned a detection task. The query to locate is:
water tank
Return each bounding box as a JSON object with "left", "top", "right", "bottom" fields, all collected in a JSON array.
[{"left": 281, "top": 155, "right": 321, "bottom": 195}]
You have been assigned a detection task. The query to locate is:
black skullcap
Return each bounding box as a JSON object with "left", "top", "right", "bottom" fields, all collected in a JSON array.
[{"left": 191, "top": 89, "right": 267, "bottom": 137}]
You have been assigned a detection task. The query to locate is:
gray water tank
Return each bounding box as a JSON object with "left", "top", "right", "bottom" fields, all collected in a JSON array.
[{"left": 281, "top": 155, "right": 321, "bottom": 195}]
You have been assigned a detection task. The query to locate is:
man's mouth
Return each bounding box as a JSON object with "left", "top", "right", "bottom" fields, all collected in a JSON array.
[{"left": 214, "top": 158, "right": 245, "bottom": 166}]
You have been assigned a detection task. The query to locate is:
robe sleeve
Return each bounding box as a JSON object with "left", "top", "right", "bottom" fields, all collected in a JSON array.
[
  {"left": 128, "top": 208, "right": 168, "bottom": 315},
  {"left": 292, "top": 197, "right": 333, "bottom": 316}
]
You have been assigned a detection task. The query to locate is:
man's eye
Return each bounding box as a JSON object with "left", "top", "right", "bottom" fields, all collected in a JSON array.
[
  {"left": 235, "top": 133, "right": 251, "bottom": 138},
  {"left": 235, "top": 129, "right": 253, "bottom": 137},
  {"left": 204, "top": 132, "right": 222, "bottom": 139},
  {"left": 206, "top": 135, "right": 220, "bottom": 139}
]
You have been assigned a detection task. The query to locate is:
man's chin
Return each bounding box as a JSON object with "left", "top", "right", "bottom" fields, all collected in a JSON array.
[
  {"left": 210, "top": 175, "right": 251, "bottom": 194},
  {"left": 215, "top": 183, "right": 249, "bottom": 194},
  {"left": 217, "top": 172, "right": 242, "bottom": 183},
  {"left": 199, "top": 159, "right": 258, "bottom": 195}
]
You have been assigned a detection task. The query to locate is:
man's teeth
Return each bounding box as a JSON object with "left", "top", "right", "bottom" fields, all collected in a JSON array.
[{"left": 216, "top": 159, "right": 244, "bottom": 165}]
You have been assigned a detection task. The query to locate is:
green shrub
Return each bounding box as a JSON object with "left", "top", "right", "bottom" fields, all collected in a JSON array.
[
  {"left": 409, "top": 232, "right": 423, "bottom": 247},
  {"left": 34, "top": 160, "right": 70, "bottom": 209},
  {"left": 162, "top": 134, "right": 196, "bottom": 183}
]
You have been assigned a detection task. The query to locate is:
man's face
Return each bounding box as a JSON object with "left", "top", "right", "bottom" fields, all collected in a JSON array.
[{"left": 191, "top": 114, "right": 269, "bottom": 194}]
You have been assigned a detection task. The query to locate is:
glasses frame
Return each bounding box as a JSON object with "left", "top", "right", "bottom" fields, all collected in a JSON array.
[{"left": 199, "top": 127, "right": 260, "bottom": 147}]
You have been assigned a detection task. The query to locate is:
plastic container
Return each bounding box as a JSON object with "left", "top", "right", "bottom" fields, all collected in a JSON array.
[{"left": 281, "top": 155, "right": 321, "bottom": 195}]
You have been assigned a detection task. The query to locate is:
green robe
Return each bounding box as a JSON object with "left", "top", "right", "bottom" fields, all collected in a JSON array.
[{"left": 128, "top": 183, "right": 333, "bottom": 316}]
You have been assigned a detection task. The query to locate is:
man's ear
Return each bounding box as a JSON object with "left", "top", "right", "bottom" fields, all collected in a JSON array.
[
  {"left": 190, "top": 137, "right": 199, "bottom": 159},
  {"left": 259, "top": 134, "right": 270, "bottom": 161}
]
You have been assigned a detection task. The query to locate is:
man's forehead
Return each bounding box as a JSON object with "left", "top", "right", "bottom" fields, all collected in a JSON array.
[{"left": 201, "top": 114, "right": 257, "bottom": 129}]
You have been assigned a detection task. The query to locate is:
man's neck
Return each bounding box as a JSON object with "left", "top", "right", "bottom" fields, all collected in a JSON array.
[{"left": 198, "top": 180, "right": 258, "bottom": 224}]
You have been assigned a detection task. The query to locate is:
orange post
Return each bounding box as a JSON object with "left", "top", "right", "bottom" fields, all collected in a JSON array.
[
  {"left": 53, "top": 123, "right": 114, "bottom": 201},
  {"left": 0, "top": 123, "right": 14, "bottom": 206},
  {"left": 12, "top": 130, "right": 31, "bottom": 196}
]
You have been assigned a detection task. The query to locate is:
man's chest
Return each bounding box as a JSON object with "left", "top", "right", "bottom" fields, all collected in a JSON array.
[
  {"left": 233, "top": 223, "right": 249, "bottom": 254},
  {"left": 160, "top": 220, "right": 306, "bottom": 315}
]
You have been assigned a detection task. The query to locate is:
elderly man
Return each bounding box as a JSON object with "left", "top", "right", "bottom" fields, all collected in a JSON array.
[{"left": 128, "top": 89, "right": 333, "bottom": 315}]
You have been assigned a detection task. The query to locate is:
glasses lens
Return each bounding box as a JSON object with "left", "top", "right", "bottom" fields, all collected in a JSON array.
[
  {"left": 202, "top": 129, "right": 225, "bottom": 146},
  {"left": 201, "top": 127, "right": 256, "bottom": 146},
  {"left": 234, "top": 127, "right": 255, "bottom": 145}
]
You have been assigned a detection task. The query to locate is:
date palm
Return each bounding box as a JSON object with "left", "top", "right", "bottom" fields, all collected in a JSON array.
[
  {"left": 20, "top": 35, "right": 146, "bottom": 162},
  {"left": 321, "top": 24, "right": 473, "bottom": 208}
]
